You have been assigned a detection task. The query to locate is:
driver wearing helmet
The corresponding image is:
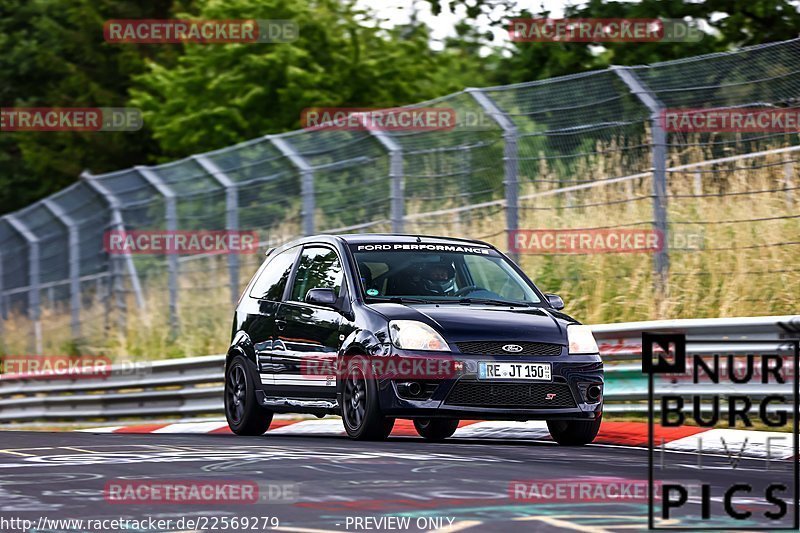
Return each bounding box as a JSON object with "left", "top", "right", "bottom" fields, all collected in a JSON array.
[{"left": 420, "top": 261, "right": 457, "bottom": 296}]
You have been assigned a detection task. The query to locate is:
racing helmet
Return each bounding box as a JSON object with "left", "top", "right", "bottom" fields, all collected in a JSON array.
[{"left": 421, "top": 261, "right": 456, "bottom": 295}]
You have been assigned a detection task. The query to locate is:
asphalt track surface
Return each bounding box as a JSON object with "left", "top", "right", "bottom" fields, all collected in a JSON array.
[{"left": 0, "top": 429, "right": 795, "bottom": 532}]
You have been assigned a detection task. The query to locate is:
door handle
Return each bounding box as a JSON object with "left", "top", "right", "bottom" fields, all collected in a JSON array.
[{"left": 275, "top": 319, "right": 287, "bottom": 331}]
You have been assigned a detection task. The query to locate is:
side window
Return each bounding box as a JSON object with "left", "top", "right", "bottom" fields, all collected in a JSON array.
[
  {"left": 290, "top": 247, "right": 343, "bottom": 302},
  {"left": 249, "top": 247, "right": 299, "bottom": 301}
]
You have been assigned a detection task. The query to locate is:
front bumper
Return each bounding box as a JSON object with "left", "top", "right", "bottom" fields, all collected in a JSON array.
[{"left": 373, "top": 349, "right": 604, "bottom": 421}]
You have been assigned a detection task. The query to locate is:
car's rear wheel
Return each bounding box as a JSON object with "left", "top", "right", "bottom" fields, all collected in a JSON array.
[
  {"left": 225, "top": 354, "right": 273, "bottom": 436},
  {"left": 414, "top": 418, "right": 459, "bottom": 442},
  {"left": 341, "top": 355, "right": 393, "bottom": 440},
  {"left": 547, "top": 415, "right": 602, "bottom": 445}
]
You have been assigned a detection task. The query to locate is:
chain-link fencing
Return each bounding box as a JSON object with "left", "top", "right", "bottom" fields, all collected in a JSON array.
[{"left": 1, "top": 38, "right": 798, "bottom": 355}]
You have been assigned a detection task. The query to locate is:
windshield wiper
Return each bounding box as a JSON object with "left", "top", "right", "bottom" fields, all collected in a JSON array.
[
  {"left": 366, "top": 296, "right": 433, "bottom": 304},
  {"left": 457, "top": 297, "right": 532, "bottom": 307},
  {"left": 366, "top": 296, "right": 532, "bottom": 307}
]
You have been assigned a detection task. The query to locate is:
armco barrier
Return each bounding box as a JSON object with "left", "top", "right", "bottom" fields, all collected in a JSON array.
[{"left": 0, "top": 316, "right": 797, "bottom": 424}]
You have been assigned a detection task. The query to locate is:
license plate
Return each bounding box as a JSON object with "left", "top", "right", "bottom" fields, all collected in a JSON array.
[{"left": 478, "top": 362, "right": 551, "bottom": 381}]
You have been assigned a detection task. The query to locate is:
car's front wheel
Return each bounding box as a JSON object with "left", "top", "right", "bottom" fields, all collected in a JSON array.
[
  {"left": 547, "top": 415, "right": 602, "bottom": 445},
  {"left": 414, "top": 418, "right": 459, "bottom": 441},
  {"left": 225, "top": 354, "right": 273, "bottom": 436},
  {"left": 341, "top": 355, "right": 394, "bottom": 440}
]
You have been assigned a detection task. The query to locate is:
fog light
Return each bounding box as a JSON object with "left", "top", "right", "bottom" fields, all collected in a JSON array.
[
  {"left": 397, "top": 381, "right": 423, "bottom": 397},
  {"left": 587, "top": 384, "right": 602, "bottom": 401}
]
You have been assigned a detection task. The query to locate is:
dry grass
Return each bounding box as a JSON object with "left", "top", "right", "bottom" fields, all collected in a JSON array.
[{"left": 2, "top": 142, "right": 798, "bottom": 360}]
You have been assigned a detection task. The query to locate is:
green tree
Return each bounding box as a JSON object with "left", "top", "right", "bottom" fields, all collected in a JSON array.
[
  {"left": 493, "top": 0, "right": 800, "bottom": 84},
  {"left": 0, "top": 0, "right": 191, "bottom": 214},
  {"left": 130, "top": 0, "right": 487, "bottom": 157}
]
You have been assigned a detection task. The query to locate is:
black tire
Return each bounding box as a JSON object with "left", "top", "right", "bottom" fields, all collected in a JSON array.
[
  {"left": 341, "top": 355, "right": 392, "bottom": 440},
  {"left": 225, "top": 354, "right": 273, "bottom": 436},
  {"left": 547, "top": 415, "right": 602, "bottom": 446},
  {"left": 414, "top": 418, "right": 459, "bottom": 442}
]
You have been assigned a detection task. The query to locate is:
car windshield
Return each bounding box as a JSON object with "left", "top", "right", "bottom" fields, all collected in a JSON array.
[{"left": 350, "top": 243, "right": 541, "bottom": 305}]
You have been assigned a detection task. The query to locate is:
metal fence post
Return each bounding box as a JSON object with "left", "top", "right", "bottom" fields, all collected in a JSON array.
[
  {"left": 467, "top": 88, "right": 519, "bottom": 261},
  {"left": 361, "top": 116, "right": 405, "bottom": 233},
  {"left": 193, "top": 155, "right": 241, "bottom": 306},
  {"left": 388, "top": 149, "right": 405, "bottom": 233},
  {"left": 784, "top": 156, "right": 794, "bottom": 207},
  {"left": 136, "top": 166, "right": 180, "bottom": 334},
  {"left": 81, "top": 171, "right": 145, "bottom": 310},
  {"left": 42, "top": 199, "right": 81, "bottom": 340},
  {"left": 693, "top": 170, "right": 703, "bottom": 196},
  {"left": 5, "top": 215, "right": 42, "bottom": 354},
  {"left": 0, "top": 246, "right": 5, "bottom": 351},
  {"left": 270, "top": 136, "right": 315, "bottom": 235},
  {"left": 613, "top": 66, "right": 670, "bottom": 291}
]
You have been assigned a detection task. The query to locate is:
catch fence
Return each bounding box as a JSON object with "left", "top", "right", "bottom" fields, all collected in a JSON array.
[{"left": 1, "top": 39, "right": 798, "bottom": 353}]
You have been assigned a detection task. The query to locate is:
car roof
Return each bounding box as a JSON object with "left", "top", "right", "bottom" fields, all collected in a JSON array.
[
  {"left": 266, "top": 233, "right": 495, "bottom": 256},
  {"left": 335, "top": 233, "right": 493, "bottom": 247}
]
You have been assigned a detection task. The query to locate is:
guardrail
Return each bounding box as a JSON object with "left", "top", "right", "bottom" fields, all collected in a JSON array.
[{"left": 1, "top": 315, "right": 797, "bottom": 424}]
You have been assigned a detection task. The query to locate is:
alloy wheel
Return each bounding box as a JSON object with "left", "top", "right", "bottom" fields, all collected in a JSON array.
[
  {"left": 226, "top": 364, "right": 246, "bottom": 424},
  {"left": 343, "top": 365, "right": 367, "bottom": 430}
]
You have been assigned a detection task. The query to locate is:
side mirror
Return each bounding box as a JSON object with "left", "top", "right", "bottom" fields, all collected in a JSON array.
[
  {"left": 545, "top": 293, "right": 565, "bottom": 310},
  {"left": 305, "top": 288, "right": 338, "bottom": 307}
]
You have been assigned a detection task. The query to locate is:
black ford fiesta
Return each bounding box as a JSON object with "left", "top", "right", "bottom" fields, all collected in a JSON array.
[{"left": 225, "top": 234, "right": 603, "bottom": 444}]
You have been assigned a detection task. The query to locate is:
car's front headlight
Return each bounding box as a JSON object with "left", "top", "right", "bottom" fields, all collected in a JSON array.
[
  {"left": 388, "top": 320, "right": 450, "bottom": 351},
  {"left": 567, "top": 324, "right": 599, "bottom": 354}
]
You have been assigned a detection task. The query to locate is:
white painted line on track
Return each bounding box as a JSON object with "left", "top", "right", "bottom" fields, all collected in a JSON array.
[
  {"left": 0, "top": 449, "right": 36, "bottom": 456},
  {"left": 77, "top": 426, "right": 123, "bottom": 433},
  {"left": 59, "top": 446, "right": 95, "bottom": 453},
  {"left": 268, "top": 419, "right": 344, "bottom": 435},
  {"left": 454, "top": 420, "right": 550, "bottom": 439},
  {"left": 152, "top": 421, "right": 228, "bottom": 434}
]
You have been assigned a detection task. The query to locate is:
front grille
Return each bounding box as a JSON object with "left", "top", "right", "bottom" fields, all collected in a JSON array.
[
  {"left": 445, "top": 381, "right": 576, "bottom": 408},
  {"left": 455, "top": 341, "right": 563, "bottom": 356}
]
